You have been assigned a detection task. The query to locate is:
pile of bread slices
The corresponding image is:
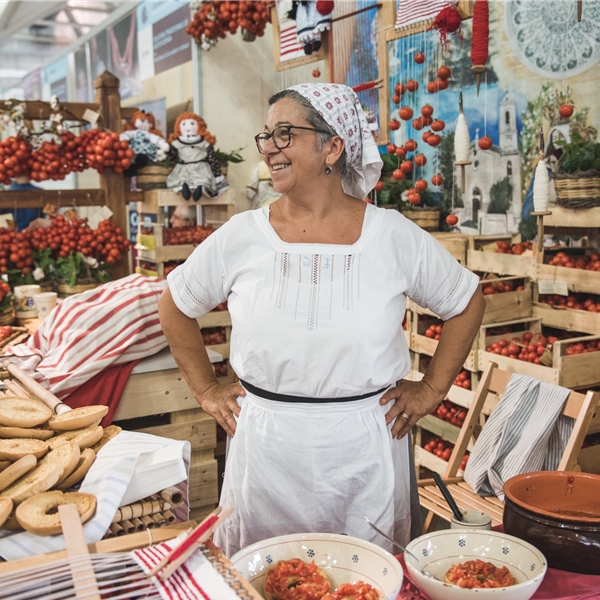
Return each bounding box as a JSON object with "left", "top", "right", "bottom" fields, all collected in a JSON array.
[{"left": 0, "top": 398, "right": 121, "bottom": 535}]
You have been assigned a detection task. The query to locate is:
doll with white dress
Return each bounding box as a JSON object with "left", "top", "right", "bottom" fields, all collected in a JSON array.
[{"left": 166, "top": 112, "right": 225, "bottom": 202}]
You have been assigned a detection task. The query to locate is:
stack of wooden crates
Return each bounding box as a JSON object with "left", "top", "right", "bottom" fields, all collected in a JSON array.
[
  {"left": 117, "top": 188, "right": 236, "bottom": 521},
  {"left": 408, "top": 218, "right": 600, "bottom": 481}
]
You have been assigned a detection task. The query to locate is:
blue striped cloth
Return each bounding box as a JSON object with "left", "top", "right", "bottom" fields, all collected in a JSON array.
[
  {"left": 463, "top": 374, "right": 573, "bottom": 500},
  {"left": 0, "top": 431, "right": 191, "bottom": 561}
]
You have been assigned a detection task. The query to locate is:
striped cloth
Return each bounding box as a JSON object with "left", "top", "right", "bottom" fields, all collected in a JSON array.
[
  {"left": 133, "top": 532, "right": 242, "bottom": 600},
  {"left": 276, "top": 1, "right": 306, "bottom": 62},
  {"left": 395, "top": 0, "right": 458, "bottom": 29},
  {"left": 0, "top": 431, "right": 190, "bottom": 561},
  {"left": 463, "top": 374, "right": 573, "bottom": 500},
  {"left": 4, "top": 274, "right": 168, "bottom": 399}
]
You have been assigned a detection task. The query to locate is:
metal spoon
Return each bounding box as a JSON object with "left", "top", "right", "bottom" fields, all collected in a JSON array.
[{"left": 365, "top": 517, "right": 438, "bottom": 580}]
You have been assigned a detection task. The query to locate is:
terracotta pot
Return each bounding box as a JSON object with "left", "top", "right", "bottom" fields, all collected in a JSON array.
[{"left": 503, "top": 471, "right": 600, "bottom": 575}]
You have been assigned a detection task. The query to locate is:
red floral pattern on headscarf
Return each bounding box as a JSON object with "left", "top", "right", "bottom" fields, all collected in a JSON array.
[{"left": 289, "top": 83, "right": 382, "bottom": 199}]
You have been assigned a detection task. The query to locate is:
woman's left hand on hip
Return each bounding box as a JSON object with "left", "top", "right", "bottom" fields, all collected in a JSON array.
[{"left": 380, "top": 380, "right": 442, "bottom": 439}]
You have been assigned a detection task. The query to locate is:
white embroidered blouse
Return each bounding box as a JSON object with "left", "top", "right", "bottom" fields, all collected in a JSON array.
[{"left": 167, "top": 204, "right": 479, "bottom": 398}]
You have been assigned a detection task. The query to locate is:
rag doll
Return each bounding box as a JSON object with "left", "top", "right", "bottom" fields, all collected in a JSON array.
[
  {"left": 120, "top": 110, "right": 169, "bottom": 175},
  {"left": 166, "top": 112, "right": 225, "bottom": 201}
]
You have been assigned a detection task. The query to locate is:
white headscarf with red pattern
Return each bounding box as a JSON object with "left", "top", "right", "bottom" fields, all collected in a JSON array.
[{"left": 289, "top": 83, "right": 382, "bottom": 200}]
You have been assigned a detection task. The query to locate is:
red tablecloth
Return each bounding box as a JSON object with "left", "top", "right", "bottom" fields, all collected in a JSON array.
[{"left": 396, "top": 554, "right": 600, "bottom": 600}]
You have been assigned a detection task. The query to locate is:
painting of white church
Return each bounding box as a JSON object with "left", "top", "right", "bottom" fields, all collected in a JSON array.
[{"left": 454, "top": 93, "right": 522, "bottom": 235}]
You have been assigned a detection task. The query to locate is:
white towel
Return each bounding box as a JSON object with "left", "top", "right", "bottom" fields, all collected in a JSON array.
[
  {"left": 0, "top": 431, "right": 190, "bottom": 561},
  {"left": 463, "top": 373, "right": 573, "bottom": 500}
]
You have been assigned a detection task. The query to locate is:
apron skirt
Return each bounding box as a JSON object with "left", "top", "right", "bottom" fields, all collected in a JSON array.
[{"left": 213, "top": 390, "right": 412, "bottom": 557}]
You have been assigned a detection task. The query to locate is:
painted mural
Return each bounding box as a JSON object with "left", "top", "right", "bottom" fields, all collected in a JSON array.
[{"left": 388, "top": 0, "right": 600, "bottom": 235}]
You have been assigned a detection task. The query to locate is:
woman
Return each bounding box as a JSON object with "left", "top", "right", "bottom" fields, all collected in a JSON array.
[{"left": 159, "top": 83, "right": 485, "bottom": 557}]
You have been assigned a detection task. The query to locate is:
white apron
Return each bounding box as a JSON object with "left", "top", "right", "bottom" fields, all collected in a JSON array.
[{"left": 213, "top": 390, "right": 412, "bottom": 557}]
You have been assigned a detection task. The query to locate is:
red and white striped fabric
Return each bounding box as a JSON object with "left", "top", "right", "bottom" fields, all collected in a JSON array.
[
  {"left": 133, "top": 533, "right": 241, "bottom": 600},
  {"left": 395, "top": 0, "right": 458, "bottom": 29},
  {"left": 4, "top": 274, "right": 168, "bottom": 398},
  {"left": 280, "top": 23, "right": 305, "bottom": 62}
]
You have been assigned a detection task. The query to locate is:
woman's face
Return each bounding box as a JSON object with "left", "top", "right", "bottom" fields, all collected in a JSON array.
[
  {"left": 180, "top": 118, "right": 199, "bottom": 138},
  {"left": 263, "top": 98, "right": 327, "bottom": 195}
]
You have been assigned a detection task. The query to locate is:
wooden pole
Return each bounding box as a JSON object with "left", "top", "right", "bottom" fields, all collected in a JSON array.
[{"left": 94, "top": 71, "right": 130, "bottom": 280}]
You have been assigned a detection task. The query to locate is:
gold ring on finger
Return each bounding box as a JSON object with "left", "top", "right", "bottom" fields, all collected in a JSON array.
[{"left": 400, "top": 412, "right": 410, "bottom": 420}]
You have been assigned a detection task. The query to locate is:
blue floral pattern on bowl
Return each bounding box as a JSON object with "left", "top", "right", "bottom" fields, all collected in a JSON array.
[
  {"left": 383, "top": 567, "right": 388, "bottom": 576},
  {"left": 266, "top": 555, "right": 273, "bottom": 564},
  {"left": 307, "top": 549, "right": 315, "bottom": 558},
  {"left": 503, "top": 547, "right": 510, "bottom": 555},
  {"left": 459, "top": 539, "right": 466, "bottom": 547},
  {"left": 422, "top": 549, "right": 428, "bottom": 557},
  {"left": 352, "top": 554, "right": 359, "bottom": 563}
]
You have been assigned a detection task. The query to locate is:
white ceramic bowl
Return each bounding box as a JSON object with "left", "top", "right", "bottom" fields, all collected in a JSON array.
[
  {"left": 230, "top": 532, "right": 403, "bottom": 600},
  {"left": 404, "top": 530, "right": 547, "bottom": 600}
]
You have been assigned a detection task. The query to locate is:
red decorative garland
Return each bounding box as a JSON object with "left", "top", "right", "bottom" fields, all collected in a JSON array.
[{"left": 471, "top": 0, "right": 489, "bottom": 66}]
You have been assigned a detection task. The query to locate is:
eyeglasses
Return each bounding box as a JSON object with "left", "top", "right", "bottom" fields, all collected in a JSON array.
[{"left": 254, "top": 125, "right": 331, "bottom": 154}]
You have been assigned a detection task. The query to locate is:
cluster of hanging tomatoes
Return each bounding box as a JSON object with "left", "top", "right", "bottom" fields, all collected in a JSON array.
[
  {"left": 0, "top": 229, "right": 34, "bottom": 274},
  {"left": 26, "top": 214, "right": 130, "bottom": 263},
  {"left": 0, "top": 131, "right": 134, "bottom": 185},
  {"left": 187, "top": 0, "right": 270, "bottom": 42}
]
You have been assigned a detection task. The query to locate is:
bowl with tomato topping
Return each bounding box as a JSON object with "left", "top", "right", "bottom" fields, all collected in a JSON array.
[
  {"left": 403, "top": 530, "right": 546, "bottom": 600},
  {"left": 230, "top": 532, "right": 403, "bottom": 600}
]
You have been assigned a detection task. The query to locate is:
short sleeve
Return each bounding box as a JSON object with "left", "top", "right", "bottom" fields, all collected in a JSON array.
[
  {"left": 167, "top": 232, "right": 227, "bottom": 318},
  {"left": 408, "top": 230, "right": 479, "bottom": 321}
]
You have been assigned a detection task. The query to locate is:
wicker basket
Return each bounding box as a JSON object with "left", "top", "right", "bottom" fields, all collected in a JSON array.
[
  {"left": 57, "top": 282, "right": 98, "bottom": 298},
  {"left": 0, "top": 300, "right": 16, "bottom": 325},
  {"left": 136, "top": 163, "right": 172, "bottom": 190},
  {"left": 553, "top": 170, "right": 600, "bottom": 208}
]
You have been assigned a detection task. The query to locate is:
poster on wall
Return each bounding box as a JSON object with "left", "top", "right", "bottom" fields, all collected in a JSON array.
[
  {"left": 137, "top": 0, "right": 191, "bottom": 81},
  {"left": 20, "top": 68, "right": 42, "bottom": 100},
  {"left": 90, "top": 31, "right": 111, "bottom": 80},
  {"left": 42, "top": 57, "right": 69, "bottom": 101},
  {"left": 109, "top": 12, "right": 142, "bottom": 99},
  {"left": 387, "top": 0, "right": 600, "bottom": 237},
  {"left": 73, "top": 45, "right": 92, "bottom": 103}
]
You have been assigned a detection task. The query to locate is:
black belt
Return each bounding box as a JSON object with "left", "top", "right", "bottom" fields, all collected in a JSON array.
[{"left": 239, "top": 379, "right": 389, "bottom": 404}]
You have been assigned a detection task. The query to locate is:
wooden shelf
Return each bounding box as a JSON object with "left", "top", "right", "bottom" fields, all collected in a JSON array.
[{"left": 543, "top": 206, "right": 600, "bottom": 229}]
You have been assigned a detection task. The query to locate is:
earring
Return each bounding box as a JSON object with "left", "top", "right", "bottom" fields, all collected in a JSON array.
[{"left": 325, "top": 164, "right": 332, "bottom": 175}]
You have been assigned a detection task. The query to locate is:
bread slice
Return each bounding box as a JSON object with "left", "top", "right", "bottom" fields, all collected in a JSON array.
[
  {"left": 56, "top": 448, "right": 95, "bottom": 490},
  {"left": 0, "top": 438, "right": 48, "bottom": 461},
  {"left": 16, "top": 490, "right": 97, "bottom": 535},
  {"left": 40, "top": 441, "right": 80, "bottom": 485},
  {"left": 0, "top": 398, "right": 52, "bottom": 428},
  {"left": 48, "top": 426, "right": 103, "bottom": 451},
  {"left": 0, "top": 496, "right": 13, "bottom": 527},
  {"left": 90, "top": 425, "right": 122, "bottom": 454},
  {"left": 0, "top": 461, "right": 10, "bottom": 472},
  {"left": 2, "top": 509, "right": 22, "bottom": 531},
  {"left": 48, "top": 406, "right": 108, "bottom": 431},
  {"left": 0, "top": 460, "right": 63, "bottom": 504},
  {"left": 0, "top": 426, "right": 54, "bottom": 440},
  {"left": 0, "top": 454, "right": 37, "bottom": 492}
]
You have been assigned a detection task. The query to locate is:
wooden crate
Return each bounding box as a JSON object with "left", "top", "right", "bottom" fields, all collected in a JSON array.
[
  {"left": 407, "top": 368, "right": 477, "bottom": 412},
  {"left": 138, "top": 187, "right": 235, "bottom": 215},
  {"left": 478, "top": 317, "right": 600, "bottom": 389},
  {"left": 467, "top": 235, "right": 535, "bottom": 278},
  {"left": 414, "top": 444, "right": 465, "bottom": 477},
  {"left": 536, "top": 263, "right": 600, "bottom": 295},
  {"left": 136, "top": 223, "right": 195, "bottom": 263},
  {"left": 409, "top": 312, "right": 478, "bottom": 371},
  {"left": 431, "top": 232, "right": 468, "bottom": 264},
  {"left": 532, "top": 298, "right": 600, "bottom": 337},
  {"left": 408, "top": 275, "right": 531, "bottom": 326}
]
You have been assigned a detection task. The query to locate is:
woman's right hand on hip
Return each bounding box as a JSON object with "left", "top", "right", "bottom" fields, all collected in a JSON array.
[{"left": 197, "top": 382, "right": 246, "bottom": 437}]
